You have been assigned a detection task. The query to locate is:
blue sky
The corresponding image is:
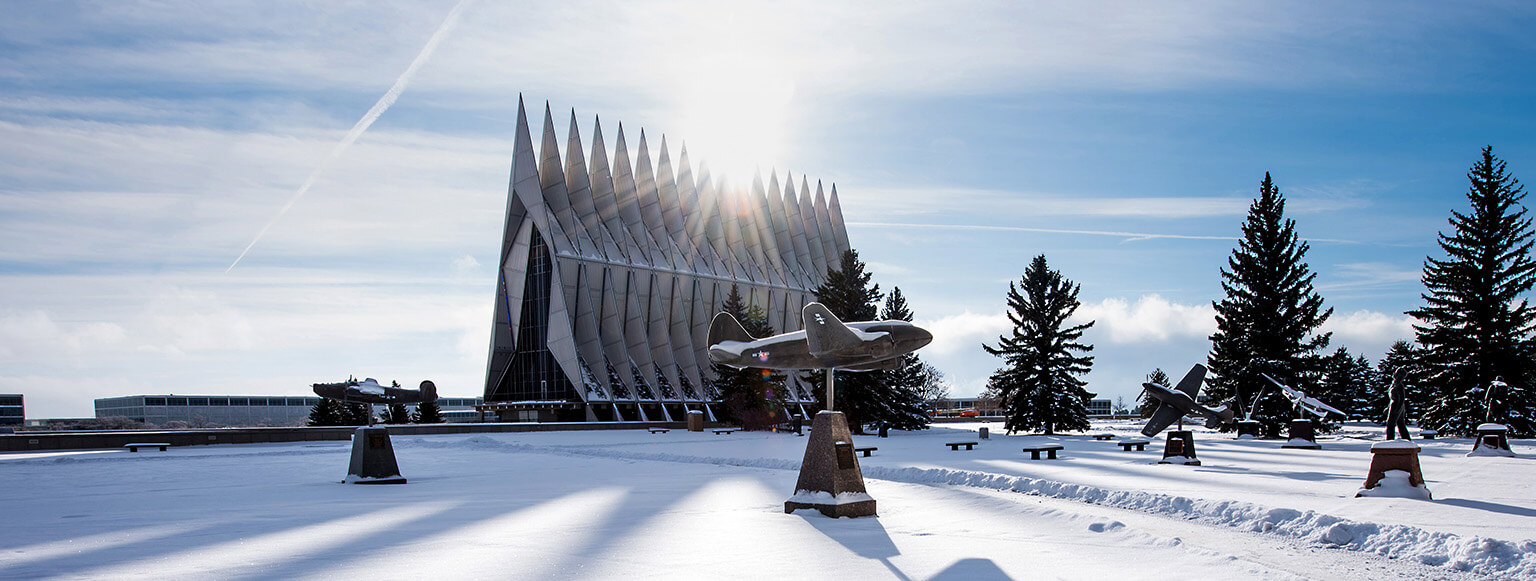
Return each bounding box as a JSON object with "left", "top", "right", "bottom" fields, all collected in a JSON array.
[{"left": 3, "top": 1, "right": 1535, "bottom": 418}]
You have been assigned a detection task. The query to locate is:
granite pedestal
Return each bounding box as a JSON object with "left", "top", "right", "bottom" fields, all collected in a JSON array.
[
  {"left": 1282, "top": 419, "right": 1322, "bottom": 449},
  {"left": 1158, "top": 430, "right": 1200, "bottom": 465},
  {"left": 346, "top": 426, "right": 405, "bottom": 484},
  {"left": 1357, "top": 440, "right": 1431, "bottom": 499},
  {"left": 784, "top": 411, "right": 876, "bottom": 518},
  {"left": 1469, "top": 423, "right": 1516, "bottom": 457},
  {"left": 1235, "top": 420, "right": 1262, "bottom": 439}
]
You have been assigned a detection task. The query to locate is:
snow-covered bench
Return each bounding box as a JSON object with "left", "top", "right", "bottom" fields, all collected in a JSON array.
[
  {"left": 1117, "top": 439, "right": 1150, "bottom": 451},
  {"left": 124, "top": 442, "right": 170, "bottom": 452},
  {"left": 1420, "top": 430, "right": 1437, "bottom": 440},
  {"left": 712, "top": 428, "right": 741, "bottom": 435},
  {"left": 854, "top": 447, "right": 877, "bottom": 457},
  {"left": 945, "top": 442, "right": 978, "bottom": 451},
  {"left": 1092, "top": 433, "right": 1115, "bottom": 441},
  {"left": 1022, "top": 445, "right": 1064, "bottom": 460},
  {"left": 647, "top": 428, "right": 669, "bottom": 434}
]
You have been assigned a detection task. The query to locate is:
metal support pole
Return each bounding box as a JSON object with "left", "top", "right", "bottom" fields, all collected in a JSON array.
[{"left": 825, "top": 368, "right": 836, "bottom": 411}]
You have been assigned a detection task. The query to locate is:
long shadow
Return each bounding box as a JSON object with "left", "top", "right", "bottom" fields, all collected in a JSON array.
[
  {"left": 1436, "top": 497, "right": 1536, "bottom": 518},
  {"left": 801, "top": 512, "right": 911, "bottom": 581}
]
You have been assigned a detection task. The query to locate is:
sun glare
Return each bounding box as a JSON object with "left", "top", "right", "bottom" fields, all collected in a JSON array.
[{"left": 669, "top": 67, "right": 796, "bottom": 186}]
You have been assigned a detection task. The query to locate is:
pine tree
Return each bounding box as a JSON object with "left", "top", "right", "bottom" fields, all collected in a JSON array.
[
  {"left": 983, "top": 255, "right": 1096, "bottom": 435},
  {"left": 381, "top": 403, "right": 412, "bottom": 424},
  {"left": 1137, "top": 368, "right": 1169, "bottom": 418},
  {"left": 1207, "top": 173, "right": 1333, "bottom": 438},
  {"left": 413, "top": 400, "right": 444, "bottom": 423},
  {"left": 340, "top": 402, "right": 374, "bottom": 425},
  {"left": 1316, "top": 347, "right": 1375, "bottom": 422},
  {"left": 711, "top": 285, "right": 788, "bottom": 430},
  {"left": 808, "top": 249, "right": 928, "bottom": 433},
  {"left": 1371, "top": 340, "right": 1427, "bottom": 424},
  {"left": 1411, "top": 147, "right": 1536, "bottom": 436},
  {"left": 307, "top": 398, "right": 345, "bottom": 426},
  {"left": 871, "top": 286, "right": 932, "bottom": 431}
]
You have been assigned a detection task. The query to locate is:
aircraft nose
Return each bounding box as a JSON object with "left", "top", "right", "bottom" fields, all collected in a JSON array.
[{"left": 912, "top": 326, "right": 933, "bottom": 348}]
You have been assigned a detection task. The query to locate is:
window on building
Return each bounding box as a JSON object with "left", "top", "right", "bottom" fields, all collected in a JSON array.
[
  {"left": 228, "top": 398, "right": 248, "bottom": 405},
  {"left": 209, "top": 398, "right": 228, "bottom": 406},
  {"left": 144, "top": 397, "right": 167, "bottom": 406},
  {"left": 249, "top": 398, "right": 267, "bottom": 406},
  {"left": 168, "top": 398, "right": 187, "bottom": 406},
  {"left": 188, "top": 398, "right": 208, "bottom": 406}
]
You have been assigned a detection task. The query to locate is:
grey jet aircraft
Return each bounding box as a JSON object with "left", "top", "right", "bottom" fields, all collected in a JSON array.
[
  {"left": 707, "top": 303, "right": 933, "bottom": 371},
  {"left": 312, "top": 377, "right": 438, "bottom": 405},
  {"left": 1139, "top": 364, "right": 1235, "bottom": 437}
]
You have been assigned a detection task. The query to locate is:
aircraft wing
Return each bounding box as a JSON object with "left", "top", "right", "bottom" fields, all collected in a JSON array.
[
  {"left": 1141, "top": 403, "right": 1185, "bottom": 437},
  {"left": 1299, "top": 396, "right": 1345, "bottom": 418},
  {"left": 1174, "top": 364, "right": 1207, "bottom": 399},
  {"left": 803, "top": 303, "right": 885, "bottom": 357}
]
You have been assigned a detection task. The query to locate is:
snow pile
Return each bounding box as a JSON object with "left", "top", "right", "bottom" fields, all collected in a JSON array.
[
  {"left": 785, "top": 490, "right": 874, "bottom": 505},
  {"left": 1355, "top": 470, "right": 1432, "bottom": 500},
  {"left": 406, "top": 435, "right": 1536, "bottom": 578}
]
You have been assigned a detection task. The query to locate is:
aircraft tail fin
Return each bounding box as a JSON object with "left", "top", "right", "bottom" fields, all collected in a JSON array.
[
  {"left": 803, "top": 303, "right": 864, "bottom": 357},
  {"left": 1174, "top": 364, "right": 1207, "bottom": 399},
  {"left": 707, "top": 312, "right": 756, "bottom": 346},
  {"left": 419, "top": 380, "right": 438, "bottom": 403},
  {"left": 1204, "top": 403, "right": 1235, "bottom": 429}
]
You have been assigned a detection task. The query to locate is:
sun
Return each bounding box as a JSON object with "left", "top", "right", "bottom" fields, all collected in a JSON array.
[{"left": 667, "top": 66, "right": 797, "bottom": 186}]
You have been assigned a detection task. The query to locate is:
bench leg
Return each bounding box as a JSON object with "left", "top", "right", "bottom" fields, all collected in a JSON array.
[
  {"left": 128, "top": 447, "right": 138, "bottom": 452},
  {"left": 1029, "top": 451, "right": 1041, "bottom": 460},
  {"left": 1047, "top": 450, "right": 1057, "bottom": 459}
]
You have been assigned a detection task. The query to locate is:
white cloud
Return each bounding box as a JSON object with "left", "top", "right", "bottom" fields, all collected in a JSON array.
[
  {"left": 0, "top": 310, "right": 126, "bottom": 362},
  {"left": 1075, "top": 295, "right": 1215, "bottom": 344},
  {"left": 917, "top": 310, "right": 1011, "bottom": 357},
  {"left": 1322, "top": 310, "right": 1417, "bottom": 355}
]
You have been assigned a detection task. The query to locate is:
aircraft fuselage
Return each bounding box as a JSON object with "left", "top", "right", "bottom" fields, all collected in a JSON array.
[{"left": 709, "top": 321, "right": 932, "bottom": 371}]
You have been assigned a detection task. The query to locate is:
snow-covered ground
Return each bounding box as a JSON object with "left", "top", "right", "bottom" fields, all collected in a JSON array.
[{"left": 1, "top": 420, "right": 1531, "bottom": 580}]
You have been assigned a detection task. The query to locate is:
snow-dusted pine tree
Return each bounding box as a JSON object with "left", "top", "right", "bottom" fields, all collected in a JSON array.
[
  {"left": 1411, "top": 147, "right": 1536, "bottom": 436},
  {"left": 984, "top": 255, "right": 1095, "bottom": 435},
  {"left": 1206, "top": 173, "right": 1333, "bottom": 438}
]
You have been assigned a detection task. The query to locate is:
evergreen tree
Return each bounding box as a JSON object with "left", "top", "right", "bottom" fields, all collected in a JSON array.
[
  {"left": 1371, "top": 340, "right": 1427, "bottom": 424},
  {"left": 1411, "top": 147, "right": 1536, "bottom": 436},
  {"left": 711, "top": 285, "right": 787, "bottom": 430},
  {"left": 809, "top": 250, "right": 928, "bottom": 432},
  {"left": 340, "top": 402, "right": 374, "bottom": 426},
  {"left": 871, "top": 286, "right": 933, "bottom": 430},
  {"left": 1316, "top": 347, "right": 1375, "bottom": 422},
  {"left": 307, "top": 398, "right": 345, "bottom": 426},
  {"left": 381, "top": 403, "right": 412, "bottom": 424},
  {"left": 1207, "top": 173, "right": 1333, "bottom": 437},
  {"left": 413, "top": 399, "right": 445, "bottom": 424},
  {"left": 983, "top": 255, "right": 1096, "bottom": 434},
  {"left": 1137, "top": 368, "right": 1169, "bottom": 418}
]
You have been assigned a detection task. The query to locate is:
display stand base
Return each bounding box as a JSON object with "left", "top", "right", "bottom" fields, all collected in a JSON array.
[
  {"left": 784, "top": 411, "right": 876, "bottom": 518},
  {"left": 1281, "top": 419, "right": 1322, "bottom": 449},
  {"left": 1158, "top": 431, "right": 1201, "bottom": 465}
]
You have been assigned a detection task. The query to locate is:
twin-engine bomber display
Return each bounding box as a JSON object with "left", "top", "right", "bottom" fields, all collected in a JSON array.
[
  {"left": 312, "top": 377, "right": 438, "bottom": 405},
  {"left": 707, "top": 303, "right": 933, "bottom": 372}
]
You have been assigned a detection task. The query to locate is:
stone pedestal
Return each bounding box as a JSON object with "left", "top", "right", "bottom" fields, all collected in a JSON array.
[
  {"left": 1357, "top": 440, "right": 1431, "bottom": 499},
  {"left": 1159, "top": 430, "right": 1200, "bottom": 465},
  {"left": 687, "top": 410, "right": 704, "bottom": 432},
  {"left": 1235, "top": 420, "right": 1262, "bottom": 439},
  {"left": 1282, "top": 419, "right": 1322, "bottom": 449},
  {"left": 784, "top": 411, "right": 876, "bottom": 518},
  {"left": 346, "top": 426, "right": 405, "bottom": 484},
  {"left": 1469, "top": 423, "right": 1516, "bottom": 457}
]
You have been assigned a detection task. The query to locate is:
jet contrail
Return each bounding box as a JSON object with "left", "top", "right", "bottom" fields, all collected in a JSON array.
[{"left": 227, "top": 0, "right": 476, "bottom": 272}]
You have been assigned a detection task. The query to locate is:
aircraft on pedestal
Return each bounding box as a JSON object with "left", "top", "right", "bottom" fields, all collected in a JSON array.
[
  {"left": 312, "top": 377, "right": 438, "bottom": 405},
  {"left": 1261, "top": 373, "right": 1345, "bottom": 419},
  {"left": 1139, "top": 364, "right": 1236, "bottom": 437},
  {"left": 707, "top": 303, "right": 933, "bottom": 372}
]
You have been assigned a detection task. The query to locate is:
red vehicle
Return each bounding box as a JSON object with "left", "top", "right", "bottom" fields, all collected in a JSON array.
[{"left": 958, "top": 410, "right": 979, "bottom": 418}]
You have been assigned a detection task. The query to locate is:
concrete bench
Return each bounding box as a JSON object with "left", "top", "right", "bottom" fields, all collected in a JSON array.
[
  {"left": 1092, "top": 433, "right": 1115, "bottom": 441},
  {"left": 1420, "top": 430, "right": 1438, "bottom": 440},
  {"left": 1118, "top": 439, "right": 1150, "bottom": 451},
  {"left": 712, "top": 428, "right": 741, "bottom": 435},
  {"left": 647, "top": 428, "right": 669, "bottom": 434},
  {"left": 1022, "top": 445, "right": 1064, "bottom": 460},
  {"left": 854, "top": 447, "right": 877, "bottom": 457},
  {"left": 124, "top": 442, "right": 170, "bottom": 452},
  {"left": 945, "top": 442, "right": 978, "bottom": 451}
]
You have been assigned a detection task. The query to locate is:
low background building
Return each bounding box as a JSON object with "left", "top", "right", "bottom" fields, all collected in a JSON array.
[
  {"left": 95, "top": 395, "right": 484, "bottom": 427},
  {"left": 0, "top": 394, "right": 22, "bottom": 429}
]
